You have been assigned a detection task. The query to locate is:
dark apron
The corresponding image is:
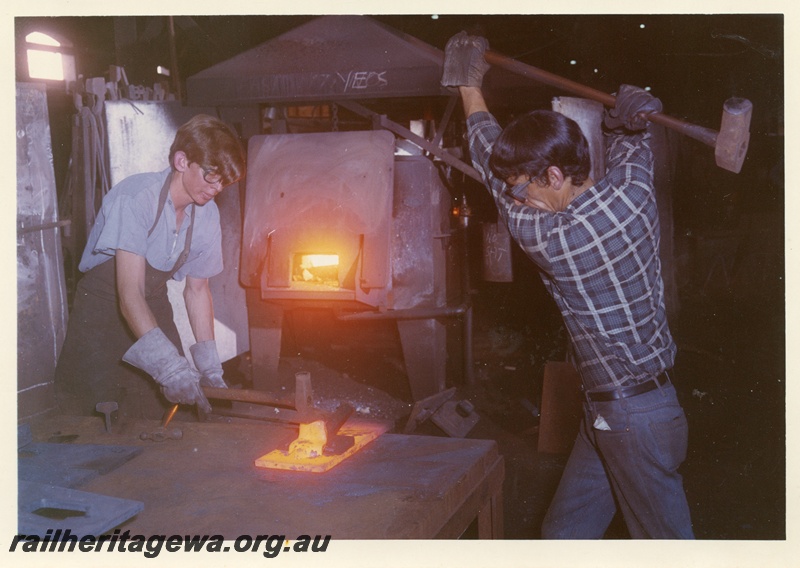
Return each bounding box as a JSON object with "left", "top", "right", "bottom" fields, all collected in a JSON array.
[{"left": 55, "top": 174, "right": 196, "bottom": 419}]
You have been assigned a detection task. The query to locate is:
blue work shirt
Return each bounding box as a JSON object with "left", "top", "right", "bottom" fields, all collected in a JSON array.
[
  {"left": 79, "top": 168, "right": 223, "bottom": 281},
  {"left": 467, "top": 111, "right": 676, "bottom": 390}
]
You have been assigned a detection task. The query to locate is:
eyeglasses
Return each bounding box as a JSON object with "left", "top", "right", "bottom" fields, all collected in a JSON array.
[
  {"left": 505, "top": 178, "right": 532, "bottom": 202},
  {"left": 199, "top": 165, "right": 224, "bottom": 187}
]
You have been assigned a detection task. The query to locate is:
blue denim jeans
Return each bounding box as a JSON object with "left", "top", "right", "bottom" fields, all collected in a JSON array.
[{"left": 541, "top": 381, "right": 694, "bottom": 539}]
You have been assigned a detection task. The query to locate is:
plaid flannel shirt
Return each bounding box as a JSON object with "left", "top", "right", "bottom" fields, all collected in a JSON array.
[{"left": 467, "top": 111, "right": 676, "bottom": 390}]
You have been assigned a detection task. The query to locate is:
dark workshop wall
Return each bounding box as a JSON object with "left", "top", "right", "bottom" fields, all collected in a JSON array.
[{"left": 14, "top": 14, "right": 784, "bottom": 419}]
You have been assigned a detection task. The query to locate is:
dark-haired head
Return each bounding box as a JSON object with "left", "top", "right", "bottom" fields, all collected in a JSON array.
[{"left": 489, "top": 110, "right": 591, "bottom": 186}]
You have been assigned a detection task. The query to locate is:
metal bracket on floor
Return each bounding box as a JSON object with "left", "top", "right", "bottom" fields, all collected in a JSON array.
[{"left": 404, "top": 387, "right": 480, "bottom": 438}]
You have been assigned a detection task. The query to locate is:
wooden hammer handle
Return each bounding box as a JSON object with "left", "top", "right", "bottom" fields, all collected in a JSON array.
[
  {"left": 202, "top": 386, "right": 296, "bottom": 409},
  {"left": 484, "top": 50, "right": 719, "bottom": 148}
]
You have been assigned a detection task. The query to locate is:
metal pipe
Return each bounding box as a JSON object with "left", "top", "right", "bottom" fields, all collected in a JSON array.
[
  {"left": 335, "top": 303, "right": 476, "bottom": 385},
  {"left": 17, "top": 219, "right": 71, "bottom": 236},
  {"left": 336, "top": 99, "right": 483, "bottom": 183},
  {"left": 458, "top": 207, "right": 475, "bottom": 385},
  {"left": 463, "top": 304, "right": 475, "bottom": 385},
  {"left": 334, "top": 304, "right": 469, "bottom": 322},
  {"left": 167, "top": 16, "right": 183, "bottom": 103}
]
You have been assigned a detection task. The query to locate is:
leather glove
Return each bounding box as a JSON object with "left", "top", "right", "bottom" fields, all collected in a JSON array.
[
  {"left": 441, "top": 31, "right": 491, "bottom": 88},
  {"left": 190, "top": 340, "right": 228, "bottom": 388},
  {"left": 604, "top": 84, "right": 663, "bottom": 131},
  {"left": 123, "top": 327, "right": 212, "bottom": 413}
]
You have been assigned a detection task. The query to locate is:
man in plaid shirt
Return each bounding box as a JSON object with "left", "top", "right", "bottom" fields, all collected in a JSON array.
[{"left": 443, "top": 32, "right": 693, "bottom": 538}]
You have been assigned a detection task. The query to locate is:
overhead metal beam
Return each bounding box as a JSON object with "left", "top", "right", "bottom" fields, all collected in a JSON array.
[{"left": 336, "top": 99, "right": 483, "bottom": 184}]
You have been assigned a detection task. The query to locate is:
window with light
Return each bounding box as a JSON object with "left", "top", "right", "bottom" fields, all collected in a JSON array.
[{"left": 25, "top": 31, "right": 76, "bottom": 83}]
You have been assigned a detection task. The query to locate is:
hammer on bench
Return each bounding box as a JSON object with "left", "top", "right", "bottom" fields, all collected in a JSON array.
[
  {"left": 454, "top": 46, "right": 752, "bottom": 173},
  {"left": 201, "top": 372, "right": 357, "bottom": 455}
]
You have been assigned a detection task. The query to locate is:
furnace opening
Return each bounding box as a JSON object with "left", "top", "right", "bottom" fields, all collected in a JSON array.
[{"left": 292, "top": 253, "right": 340, "bottom": 289}]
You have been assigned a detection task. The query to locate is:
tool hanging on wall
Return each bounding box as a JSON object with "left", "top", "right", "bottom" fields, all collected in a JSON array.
[
  {"left": 481, "top": 49, "right": 752, "bottom": 174},
  {"left": 60, "top": 65, "right": 169, "bottom": 303},
  {"left": 59, "top": 76, "right": 112, "bottom": 300}
]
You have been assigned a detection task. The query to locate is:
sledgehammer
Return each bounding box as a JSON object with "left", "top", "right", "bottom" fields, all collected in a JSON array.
[{"left": 483, "top": 50, "right": 752, "bottom": 173}]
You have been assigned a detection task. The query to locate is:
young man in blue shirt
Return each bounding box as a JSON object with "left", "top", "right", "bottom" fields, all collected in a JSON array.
[{"left": 56, "top": 114, "right": 246, "bottom": 419}]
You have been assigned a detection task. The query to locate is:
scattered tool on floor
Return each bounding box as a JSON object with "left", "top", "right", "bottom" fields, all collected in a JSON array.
[
  {"left": 95, "top": 401, "right": 118, "bottom": 434},
  {"left": 404, "top": 387, "right": 480, "bottom": 438}
]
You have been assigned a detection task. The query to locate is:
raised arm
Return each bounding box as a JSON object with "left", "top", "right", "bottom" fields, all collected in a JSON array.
[{"left": 459, "top": 86, "right": 490, "bottom": 118}]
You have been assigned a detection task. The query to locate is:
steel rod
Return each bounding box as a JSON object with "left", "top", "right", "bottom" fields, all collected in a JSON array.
[{"left": 334, "top": 304, "right": 469, "bottom": 322}]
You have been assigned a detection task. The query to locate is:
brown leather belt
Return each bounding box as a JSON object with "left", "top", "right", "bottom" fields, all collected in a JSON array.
[{"left": 586, "top": 372, "right": 670, "bottom": 402}]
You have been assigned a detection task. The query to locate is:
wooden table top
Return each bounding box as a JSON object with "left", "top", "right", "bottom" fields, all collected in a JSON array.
[{"left": 27, "top": 415, "right": 503, "bottom": 540}]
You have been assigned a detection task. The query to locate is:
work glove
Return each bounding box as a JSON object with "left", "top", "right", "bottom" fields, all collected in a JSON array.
[
  {"left": 441, "top": 31, "right": 491, "bottom": 88},
  {"left": 122, "top": 327, "right": 212, "bottom": 413},
  {"left": 190, "top": 340, "right": 228, "bottom": 388},
  {"left": 604, "top": 84, "right": 663, "bottom": 131}
]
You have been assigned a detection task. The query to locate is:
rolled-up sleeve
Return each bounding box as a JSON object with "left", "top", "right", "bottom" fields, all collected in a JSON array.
[
  {"left": 93, "top": 192, "right": 152, "bottom": 257},
  {"left": 79, "top": 175, "right": 160, "bottom": 272}
]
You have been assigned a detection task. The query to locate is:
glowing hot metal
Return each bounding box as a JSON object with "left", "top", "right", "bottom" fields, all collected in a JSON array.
[{"left": 255, "top": 419, "right": 390, "bottom": 473}]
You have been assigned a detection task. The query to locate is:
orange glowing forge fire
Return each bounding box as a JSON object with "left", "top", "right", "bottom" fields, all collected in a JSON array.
[{"left": 291, "top": 253, "right": 340, "bottom": 288}]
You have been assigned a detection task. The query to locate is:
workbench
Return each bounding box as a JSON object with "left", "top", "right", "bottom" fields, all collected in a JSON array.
[{"left": 24, "top": 416, "right": 504, "bottom": 539}]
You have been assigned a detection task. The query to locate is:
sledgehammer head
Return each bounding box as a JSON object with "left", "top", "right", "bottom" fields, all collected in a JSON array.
[{"left": 715, "top": 98, "right": 752, "bottom": 174}]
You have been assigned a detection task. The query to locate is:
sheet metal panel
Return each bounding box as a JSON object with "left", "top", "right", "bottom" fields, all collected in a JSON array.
[
  {"left": 17, "top": 82, "right": 68, "bottom": 420},
  {"left": 187, "top": 15, "right": 449, "bottom": 106}
]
